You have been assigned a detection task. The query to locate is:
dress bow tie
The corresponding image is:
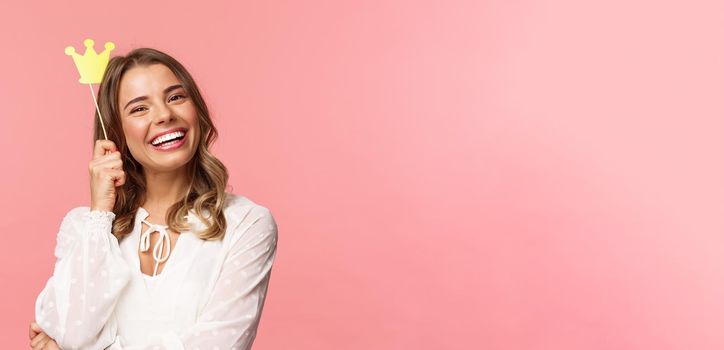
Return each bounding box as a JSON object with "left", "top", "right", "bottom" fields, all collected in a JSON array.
[{"left": 140, "top": 219, "right": 171, "bottom": 277}]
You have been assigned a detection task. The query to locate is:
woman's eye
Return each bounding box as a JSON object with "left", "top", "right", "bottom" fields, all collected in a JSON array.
[
  {"left": 169, "top": 94, "right": 185, "bottom": 102},
  {"left": 131, "top": 106, "right": 146, "bottom": 114}
]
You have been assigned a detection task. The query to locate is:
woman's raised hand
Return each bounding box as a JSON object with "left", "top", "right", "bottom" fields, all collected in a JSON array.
[{"left": 89, "top": 139, "right": 126, "bottom": 212}]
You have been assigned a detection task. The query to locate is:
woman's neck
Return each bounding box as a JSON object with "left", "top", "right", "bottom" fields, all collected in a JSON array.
[{"left": 142, "top": 167, "right": 190, "bottom": 215}]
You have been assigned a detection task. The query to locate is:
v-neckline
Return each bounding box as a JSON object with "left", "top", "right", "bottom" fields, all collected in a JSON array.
[{"left": 136, "top": 206, "right": 185, "bottom": 280}]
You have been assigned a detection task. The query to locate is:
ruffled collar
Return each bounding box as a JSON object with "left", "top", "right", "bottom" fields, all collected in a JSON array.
[
  {"left": 136, "top": 193, "right": 246, "bottom": 238},
  {"left": 137, "top": 206, "right": 210, "bottom": 234}
]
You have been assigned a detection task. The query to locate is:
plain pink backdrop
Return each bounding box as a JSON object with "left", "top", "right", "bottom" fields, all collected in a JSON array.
[{"left": 3, "top": 0, "right": 724, "bottom": 349}]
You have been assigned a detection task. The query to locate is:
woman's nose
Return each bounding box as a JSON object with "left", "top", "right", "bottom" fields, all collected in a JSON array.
[{"left": 154, "top": 104, "right": 175, "bottom": 124}]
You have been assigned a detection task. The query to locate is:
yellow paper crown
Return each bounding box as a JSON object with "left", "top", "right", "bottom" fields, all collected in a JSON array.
[{"left": 64, "top": 39, "right": 115, "bottom": 84}]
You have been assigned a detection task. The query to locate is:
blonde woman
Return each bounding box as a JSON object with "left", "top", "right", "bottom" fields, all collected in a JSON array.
[{"left": 29, "top": 48, "right": 278, "bottom": 349}]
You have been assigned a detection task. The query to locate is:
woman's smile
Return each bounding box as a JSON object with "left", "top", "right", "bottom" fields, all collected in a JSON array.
[{"left": 150, "top": 130, "right": 187, "bottom": 151}]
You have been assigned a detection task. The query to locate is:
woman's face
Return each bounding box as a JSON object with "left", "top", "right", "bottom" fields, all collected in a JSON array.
[{"left": 118, "top": 63, "right": 199, "bottom": 174}]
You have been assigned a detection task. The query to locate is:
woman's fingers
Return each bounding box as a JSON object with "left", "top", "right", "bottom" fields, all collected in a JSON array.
[
  {"left": 33, "top": 339, "right": 49, "bottom": 350},
  {"left": 89, "top": 151, "right": 122, "bottom": 170},
  {"left": 92, "top": 157, "right": 123, "bottom": 171},
  {"left": 93, "top": 139, "right": 118, "bottom": 159},
  {"left": 43, "top": 338, "right": 61, "bottom": 350},
  {"left": 30, "top": 331, "right": 48, "bottom": 349},
  {"left": 29, "top": 321, "right": 41, "bottom": 339},
  {"left": 89, "top": 141, "right": 125, "bottom": 212},
  {"left": 28, "top": 323, "right": 36, "bottom": 340},
  {"left": 107, "top": 168, "right": 127, "bottom": 187}
]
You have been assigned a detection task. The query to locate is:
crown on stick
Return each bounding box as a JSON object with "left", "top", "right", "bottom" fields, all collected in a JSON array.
[{"left": 64, "top": 39, "right": 115, "bottom": 84}]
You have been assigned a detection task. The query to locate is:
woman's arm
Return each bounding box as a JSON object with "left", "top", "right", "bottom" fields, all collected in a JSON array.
[
  {"left": 34, "top": 207, "right": 132, "bottom": 349},
  {"left": 176, "top": 206, "right": 278, "bottom": 349}
]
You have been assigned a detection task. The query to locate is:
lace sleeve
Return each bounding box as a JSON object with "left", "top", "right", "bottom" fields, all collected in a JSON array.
[
  {"left": 181, "top": 207, "right": 278, "bottom": 349},
  {"left": 34, "top": 207, "right": 132, "bottom": 349}
]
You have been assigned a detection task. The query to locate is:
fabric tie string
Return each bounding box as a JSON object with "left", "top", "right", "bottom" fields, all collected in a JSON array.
[{"left": 140, "top": 220, "right": 171, "bottom": 277}]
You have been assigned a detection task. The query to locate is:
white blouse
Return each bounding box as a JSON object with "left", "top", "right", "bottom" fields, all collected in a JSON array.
[
  {"left": 142, "top": 274, "right": 161, "bottom": 291},
  {"left": 34, "top": 193, "right": 279, "bottom": 350}
]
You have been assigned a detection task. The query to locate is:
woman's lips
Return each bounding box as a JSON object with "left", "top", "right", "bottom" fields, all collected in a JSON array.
[{"left": 150, "top": 133, "right": 187, "bottom": 151}]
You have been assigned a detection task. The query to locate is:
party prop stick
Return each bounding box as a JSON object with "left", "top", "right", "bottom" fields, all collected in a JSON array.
[{"left": 65, "top": 39, "right": 115, "bottom": 140}]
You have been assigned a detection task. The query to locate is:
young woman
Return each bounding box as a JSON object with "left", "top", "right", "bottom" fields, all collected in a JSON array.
[{"left": 29, "top": 48, "right": 278, "bottom": 349}]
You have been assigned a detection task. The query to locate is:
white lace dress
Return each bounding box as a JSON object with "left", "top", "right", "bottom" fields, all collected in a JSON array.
[{"left": 34, "top": 193, "right": 278, "bottom": 349}]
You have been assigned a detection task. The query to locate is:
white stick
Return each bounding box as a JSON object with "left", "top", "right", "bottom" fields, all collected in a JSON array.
[{"left": 88, "top": 83, "right": 108, "bottom": 140}]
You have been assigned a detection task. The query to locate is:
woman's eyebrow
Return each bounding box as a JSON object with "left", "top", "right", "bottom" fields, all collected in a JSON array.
[{"left": 123, "top": 84, "right": 185, "bottom": 111}]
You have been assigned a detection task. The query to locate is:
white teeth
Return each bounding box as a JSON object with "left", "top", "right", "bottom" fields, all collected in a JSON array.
[{"left": 151, "top": 131, "right": 185, "bottom": 146}]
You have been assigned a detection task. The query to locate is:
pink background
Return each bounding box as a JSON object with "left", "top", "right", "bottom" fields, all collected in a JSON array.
[{"left": 2, "top": 0, "right": 724, "bottom": 349}]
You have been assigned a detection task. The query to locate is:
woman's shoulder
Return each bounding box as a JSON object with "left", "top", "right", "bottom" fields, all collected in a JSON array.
[
  {"left": 221, "top": 191, "right": 277, "bottom": 243},
  {"left": 223, "top": 192, "right": 274, "bottom": 219}
]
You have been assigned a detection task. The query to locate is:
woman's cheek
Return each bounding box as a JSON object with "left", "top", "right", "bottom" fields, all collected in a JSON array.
[{"left": 125, "top": 121, "right": 148, "bottom": 146}]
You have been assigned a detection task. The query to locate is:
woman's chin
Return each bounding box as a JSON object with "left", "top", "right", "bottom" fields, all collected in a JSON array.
[{"left": 143, "top": 154, "right": 193, "bottom": 173}]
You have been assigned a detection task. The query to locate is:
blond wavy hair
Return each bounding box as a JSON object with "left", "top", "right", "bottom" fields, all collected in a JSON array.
[{"left": 93, "top": 47, "right": 229, "bottom": 242}]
